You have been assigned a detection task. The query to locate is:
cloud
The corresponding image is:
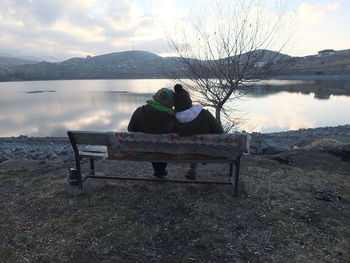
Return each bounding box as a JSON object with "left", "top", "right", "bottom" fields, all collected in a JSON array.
[
  {"left": 104, "top": 0, "right": 143, "bottom": 27},
  {"left": 289, "top": 1, "right": 344, "bottom": 55},
  {"left": 297, "top": 2, "right": 340, "bottom": 25},
  {"left": 326, "top": 2, "right": 341, "bottom": 10},
  {"left": 0, "top": 0, "right": 346, "bottom": 60},
  {"left": 0, "top": 0, "right": 93, "bottom": 25},
  {"left": 0, "top": 0, "right": 184, "bottom": 60}
]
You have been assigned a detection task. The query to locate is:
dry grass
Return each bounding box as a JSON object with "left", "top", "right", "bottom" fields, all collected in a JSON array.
[{"left": 0, "top": 140, "right": 349, "bottom": 262}]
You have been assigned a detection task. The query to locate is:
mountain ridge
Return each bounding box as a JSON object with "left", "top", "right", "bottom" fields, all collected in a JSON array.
[
  {"left": 0, "top": 57, "right": 39, "bottom": 66},
  {"left": 1, "top": 49, "right": 350, "bottom": 81}
]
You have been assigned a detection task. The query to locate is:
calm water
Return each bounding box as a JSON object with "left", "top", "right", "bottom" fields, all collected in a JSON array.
[{"left": 0, "top": 79, "right": 349, "bottom": 137}]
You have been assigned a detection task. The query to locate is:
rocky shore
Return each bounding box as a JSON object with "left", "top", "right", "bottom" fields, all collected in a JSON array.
[
  {"left": 250, "top": 124, "right": 350, "bottom": 154},
  {"left": 1, "top": 125, "right": 349, "bottom": 163}
]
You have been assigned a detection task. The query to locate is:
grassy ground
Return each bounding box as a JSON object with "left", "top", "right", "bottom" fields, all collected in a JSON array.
[{"left": 0, "top": 139, "right": 349, "bottom": 263}]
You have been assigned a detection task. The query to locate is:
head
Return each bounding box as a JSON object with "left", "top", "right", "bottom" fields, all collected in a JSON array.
[
  {"left": 174, "top": 84, "right": 192, "bottom": 112},
  {"left": 152, "top": 88, "right": 174, "bottom": 108}
]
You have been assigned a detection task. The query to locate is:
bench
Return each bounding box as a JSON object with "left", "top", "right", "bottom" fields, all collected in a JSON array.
[{"left": 67, "top": 131, "right": 251, "bottom": 196}]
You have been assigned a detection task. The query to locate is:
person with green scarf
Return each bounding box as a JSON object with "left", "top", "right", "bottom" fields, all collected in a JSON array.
[{"left": 127, "top": 88, "right": 176, "bottom": 178}]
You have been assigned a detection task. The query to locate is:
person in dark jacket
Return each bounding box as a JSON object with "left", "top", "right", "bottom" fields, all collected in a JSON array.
[
  {"left": 128, "top": 88, "right": 176, "bottom": 178},
  {"left": 174, "top": 84, "right": 223, "bottom": 179}
]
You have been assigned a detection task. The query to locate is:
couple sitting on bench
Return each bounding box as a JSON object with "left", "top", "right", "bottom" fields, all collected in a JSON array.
[{"left": 127, "top": 84, "right": 223, "bottom": 180}]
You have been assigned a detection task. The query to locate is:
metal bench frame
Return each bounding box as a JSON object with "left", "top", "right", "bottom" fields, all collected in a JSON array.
[{"left": 67, "top": 131, "right": 247, "bottom": 197}]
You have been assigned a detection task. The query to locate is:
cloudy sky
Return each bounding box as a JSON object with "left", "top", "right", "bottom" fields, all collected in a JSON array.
[{"left": 0, "top": 0, "right": 349, "bottom": 61}]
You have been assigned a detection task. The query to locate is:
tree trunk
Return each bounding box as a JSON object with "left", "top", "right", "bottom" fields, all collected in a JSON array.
[{"left": 215, "top": 106, "right": 222, "bottom": 128}]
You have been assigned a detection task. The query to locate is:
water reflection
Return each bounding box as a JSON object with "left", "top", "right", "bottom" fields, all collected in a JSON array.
[
  {"left": 0, "top": 79, "right": 349, "bottom": 136},
  {"left": 237, "top": 90, "right": 350, "bottom": 133},
  {"left": 245, "top": 79, "right": 350, "bottom": 100},
  {"left": 0, "top": 79, "right": 171, "bottom": 137},
  {"left": 0, "top": 93, "right": 152, "bottom": 137}
]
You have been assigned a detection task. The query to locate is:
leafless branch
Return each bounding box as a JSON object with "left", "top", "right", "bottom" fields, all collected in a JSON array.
[{"left": 169, "top": 0, "right": 294, "bottom": 129}]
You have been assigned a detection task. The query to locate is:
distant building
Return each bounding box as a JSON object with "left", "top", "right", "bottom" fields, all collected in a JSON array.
[{"left": 317, "top": 49, "right": 335, "bottom": 57}]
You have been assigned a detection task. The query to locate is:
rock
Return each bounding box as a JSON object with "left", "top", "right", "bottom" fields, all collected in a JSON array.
[
  {"left": 257, "top": 139, "right": 290, "bottom": 154},
  {"left": 48, "top": 153, "right": 57, "bottom": 160},
  {"left": 2, "top": 149, "right": 12, "bottom": 155},
  {"left": 249, "top": 148, "right": 257, "bottom": 154},
  {"left": 0, "top": 155, "right": 9, "bottom": 163},
  {"left": 59, "top": 148, "right": 70, "bottom": 155}
]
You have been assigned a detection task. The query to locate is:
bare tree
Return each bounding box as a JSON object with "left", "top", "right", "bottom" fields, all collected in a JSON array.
[{"left": 169, "top": 0, "right": 294, "bottom": 131}]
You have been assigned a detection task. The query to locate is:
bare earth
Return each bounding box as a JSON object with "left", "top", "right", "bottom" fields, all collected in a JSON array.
[{"left": 0, "top": 137, "right": 349, "bottom": 262}]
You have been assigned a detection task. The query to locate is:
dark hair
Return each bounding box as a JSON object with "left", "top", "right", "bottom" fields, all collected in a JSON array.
[
  {"left": 174, "top": 84, "right": 183, "bottom": 93},
  {"left": 174, "top": 84, "right": 192, "bottom": 112}
]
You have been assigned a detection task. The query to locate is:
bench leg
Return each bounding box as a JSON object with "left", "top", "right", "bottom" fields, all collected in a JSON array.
[
  {"left": 90, "top": 158, "right": 95, "bottom": 175},
  {"left": 68, "top": 155, "right": 83, "bottom": 191},
  {"left": 229, "top": 162, "right": 233, "bottom": 179},
  {"left": 68, "top": 132, "right": 83, "bottom": 190},
  {"left": 75, "top": 155, "right": 83, "bottom": 190},
  {"left": 233, "top": 155, "right": 241, "bottom": 197}
]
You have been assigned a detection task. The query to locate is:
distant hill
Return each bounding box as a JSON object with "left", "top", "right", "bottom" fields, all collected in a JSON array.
[
  {"left": 276, "top": 49, "right": 350, "bottom": 76},
  {"left": 0, "top": 57, "right": 39, "bottom": 66},
  {"left": 232, "top": 49, "right": 291, "bottom": 62},
  {"left": 0, "top": 50, "right": 184, "bottom": 81},
  {"left": 0, "top": 57, "right": 40, "bottom": 80},
  {"left": 56, "top": 50, "right": 180, "bottom": 79},
  {"left": 1, "top": 49, "right": 350, "bottom": 81}
]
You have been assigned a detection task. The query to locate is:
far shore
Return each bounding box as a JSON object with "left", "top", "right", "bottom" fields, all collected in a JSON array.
[
  {"left": 2, "top": 73, "right": 350, "bottom": 83},
  {"left": 271, "top": 73, "right": 350, "bottom": 80}
]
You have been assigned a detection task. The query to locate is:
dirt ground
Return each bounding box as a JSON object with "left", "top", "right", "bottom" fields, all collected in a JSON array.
[{"left": 0, "top": 139, "right": 349, "bottom": 263}]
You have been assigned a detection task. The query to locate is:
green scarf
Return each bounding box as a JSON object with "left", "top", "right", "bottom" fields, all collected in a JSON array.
[{"left": 146, "top": 99, "right": 175, "bottom": 115}]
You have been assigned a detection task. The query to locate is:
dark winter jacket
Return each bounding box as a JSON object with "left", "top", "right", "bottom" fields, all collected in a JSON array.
[
  {"left": 175, "top": 105, "right": 224, "bottom": 136},
  {"left": 128, "top": 102, "right": 176, "bottom": 134}
]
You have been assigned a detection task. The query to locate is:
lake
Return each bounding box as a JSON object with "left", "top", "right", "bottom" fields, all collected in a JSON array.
[{"left": 0, "top": 79, "right": 349, "bottom": 137}]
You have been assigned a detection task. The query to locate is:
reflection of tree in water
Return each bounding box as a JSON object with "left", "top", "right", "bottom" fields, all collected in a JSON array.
[
  {"left": 244, "top": 80, "right": 350, "bottom": 100},
  {"left": 314, "top": 80, "right": 350, "bottom": 89},
  {"left": 313, "top": 92, "right": 330, "bottom": 100}
]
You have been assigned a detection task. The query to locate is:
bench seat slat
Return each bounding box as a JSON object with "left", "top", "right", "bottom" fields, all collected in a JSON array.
[
  {"left": 79, "top": 151, "right": 108, "bottom": 159},
  {"left": 82, "top": 145, "right": 107, "bottom": 153},
  {"left": 108, "top": 151, "right": 234, "bottom": 162}
]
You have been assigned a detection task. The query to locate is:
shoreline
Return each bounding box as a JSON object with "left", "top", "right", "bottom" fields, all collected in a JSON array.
[
  {"left": 2, "top": 74, "right": 350, "bottom": 83},
  {"left": 272, "top": 74, "right": 350, "bottom": 80},
  {"left": 1, "top": 124, "right": 349, "bottom": 162}
]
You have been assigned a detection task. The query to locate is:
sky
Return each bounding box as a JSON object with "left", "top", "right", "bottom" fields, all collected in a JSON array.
[{"left": 0, "top": 0, "right": 349, "bottom": 62}]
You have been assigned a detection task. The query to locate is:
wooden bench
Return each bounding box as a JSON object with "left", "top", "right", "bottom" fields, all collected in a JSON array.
[{"left": 67, "top": 131, "right": 251, "bottom": 196}]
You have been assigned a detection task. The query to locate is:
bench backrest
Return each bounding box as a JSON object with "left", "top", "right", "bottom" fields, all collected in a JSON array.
[
  {"left": 67, "top": 130, "right": 110, "bottom": 146},
  {"left": 67, "top": 131, "right": 251, "bottom": 158}
]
